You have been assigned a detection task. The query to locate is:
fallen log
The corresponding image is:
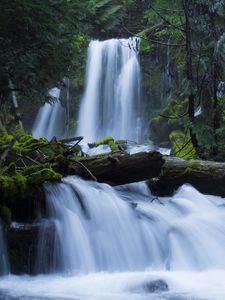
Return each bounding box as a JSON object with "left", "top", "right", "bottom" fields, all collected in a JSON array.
[
  {"left": 65, "top": 151, "right": 164, "bottom": 186},
  {"left": 149, "top": 156, "right": 225, "bottom": 197},
  {"left": 65, "top": 151, "right": 225, "bottom": 196}
]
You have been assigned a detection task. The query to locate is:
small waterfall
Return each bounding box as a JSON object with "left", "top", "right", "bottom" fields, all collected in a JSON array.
[
  {"left": 76, "top": 38, "right": 142, "bottom": 142},
  {"left": 160, "top": 40, "right": 172, "bottom": 106},
  {"left": 32, "top": 88, "right": 66, "bottom": 140},
  {"left": 37, "top": 176, "right": 225, "bottom": 275},
  {"left": 0, "top": 223, "right": 9, "bottom": 275}
]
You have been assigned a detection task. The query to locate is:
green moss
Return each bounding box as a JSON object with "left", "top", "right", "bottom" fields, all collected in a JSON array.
[
  {"left": 3, "top": 162, "right": 16, "bottom": 175},
  {"left": 0, "top": 173, "right": 27, "bottom": 198},
  {"left": 95, "top": 136, "right": 114, "bottom": 146},
  {"left": 188, "top": 162, "right": 201, "bottom": 168},
  {"left": 0, "top": 205, "right": 11, "bottom": 224},
  {"left": 0, "top": 176, "right": 15, "bottom": 197},
  {"left": 90, "top": 136, "right": 119, "bottom": 152},
  {"left": 108, "top": 140, "right": 118, "bottom": 151},
  {"left": 26, "top": 167, "right": 62, "bottom": 185},
  {"left": 22, "top": 162, "right": 62, "bottom": 185}
]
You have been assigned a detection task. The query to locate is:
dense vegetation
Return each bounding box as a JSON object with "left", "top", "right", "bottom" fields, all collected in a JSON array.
[{"left": 1, "top": 0, "right": 225, "bottom": 165}]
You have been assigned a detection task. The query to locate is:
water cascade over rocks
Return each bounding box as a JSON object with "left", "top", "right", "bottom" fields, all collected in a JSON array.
[
  {"left": 2, "top": 38, "right": 225, "bottom": 300},
  {"left": 37, "top": 177, "right": 225, "bottom": 275},
  {"left": 76, "top": 38, "right": 142, "bottom": 142}
]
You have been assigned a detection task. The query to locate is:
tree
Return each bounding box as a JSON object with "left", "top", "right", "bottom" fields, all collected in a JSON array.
[{"left": 0, "top": 0, "right": 92, "bottom": 125}]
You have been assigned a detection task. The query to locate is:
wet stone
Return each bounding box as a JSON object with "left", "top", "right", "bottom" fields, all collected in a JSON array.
[{"left": 144, "top": 279, "right": 169, "bottom": 293}]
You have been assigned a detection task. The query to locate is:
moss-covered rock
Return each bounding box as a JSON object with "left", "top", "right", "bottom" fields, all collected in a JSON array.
[{"left": 88, "top": 136, "right": 119, "bottom": 152}]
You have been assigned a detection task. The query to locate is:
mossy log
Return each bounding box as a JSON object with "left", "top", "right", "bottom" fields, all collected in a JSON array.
[
  {"left": 66, "top": 151, "right": 164, "bottom": 185},
  {"left": 149, "top": 156, "right": 225, "bottom": 197}
]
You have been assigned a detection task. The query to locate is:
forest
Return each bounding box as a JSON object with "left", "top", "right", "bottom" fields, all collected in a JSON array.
[{"left": 1, "top": 1, "right": 225, "bottom": 299}]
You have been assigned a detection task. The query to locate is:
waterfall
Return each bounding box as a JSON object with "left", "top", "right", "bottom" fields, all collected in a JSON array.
[
  {"left": 32, "top": 88, "right": 66, "bottom": 140},
  {"left": 3, "top": 38, "right": 225, "bottom": 300},
  {"left": 36, "top": 176, "right": 225, "bottom": 275},
  {"left": 0, "top": 223, "right": 9, "bottom": 275},
  {"left": 76, "top": 38, "right": 142, "bottom": 142},
  {"left": 160, "top": 40, "right": 172, "bottom": 106}
]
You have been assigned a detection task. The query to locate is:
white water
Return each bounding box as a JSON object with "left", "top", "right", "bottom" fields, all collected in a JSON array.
[
  {"left": 2, "top": 179, "right": 225, "bottom": 299},
  {"left": 32, "top": 88, "right": 66, "bottom": 140},
  {"left": 76, "top": 38, "right": 142, "bottom": 143},
  {"left": 0, "top": 223, "right": 9, "bottom": 275}
]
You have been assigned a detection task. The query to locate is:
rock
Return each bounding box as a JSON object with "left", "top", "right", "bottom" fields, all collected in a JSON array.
[{"left": 144, "top": 279, "right": 169, "bottom": 293}]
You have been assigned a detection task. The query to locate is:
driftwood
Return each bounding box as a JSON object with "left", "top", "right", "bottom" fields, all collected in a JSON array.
[{"left": 149, "top": 156, "right": 225, "bottom": 197}]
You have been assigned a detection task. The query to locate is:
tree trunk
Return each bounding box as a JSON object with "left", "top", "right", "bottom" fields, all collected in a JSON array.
[
  {"left": 63, "top": 151, "right": 164, "bottom": 186},
  {"left": 183, "top": 0, "right": 198, "bottom": 150},
  {"left": 149, "top": 156, "right": 225, "bottom": 197}
]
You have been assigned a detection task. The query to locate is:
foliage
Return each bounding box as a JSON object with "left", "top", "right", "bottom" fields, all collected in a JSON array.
[
  {"left": 169, "top": 130, "right": 196, "bottom": 159},
  {"left": 141, "top": 0, "right": 225, "bottom": 160},
  {"left": 0, "top": 0, "right": 93, "bottom": 123}
]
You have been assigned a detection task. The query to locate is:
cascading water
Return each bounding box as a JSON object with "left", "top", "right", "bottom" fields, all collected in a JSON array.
[
  {"left": 32, "top": 88, "right": 66, "bottom": 140},
  {"left": 76, "top": 38, "right": 142, "bottom": 142},
  {"left": 2, "top": 179, "right": 225, "bottom": 299},
  {"left": 37, "top": 177, "right": 225, "bottom": 274},
  {"left": 0, "top": 223, "right": 9, "bottom": 276}
]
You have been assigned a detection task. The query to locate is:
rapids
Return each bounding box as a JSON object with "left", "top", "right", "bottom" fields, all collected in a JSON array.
[{"left": 1, "top": 180, "right": 225, "bottom": 299}]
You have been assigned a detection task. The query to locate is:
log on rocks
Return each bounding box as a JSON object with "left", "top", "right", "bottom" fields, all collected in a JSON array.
[
  {"left": 149, "top": 156, "right": 225, "bottom": 197},
  {"left": 67, "top": 151, "right": 164, "bottom": 186}
]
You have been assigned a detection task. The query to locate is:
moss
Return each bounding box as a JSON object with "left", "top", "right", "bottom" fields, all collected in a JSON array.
[
  {"left": 26, "top": 167, "right": 62, "bottom": 185},
  {"left": 188, "top": 162, "right": 201, "bottom": 168},
  {"left": 3, "top": 162, "right": 16, "bottom": 175},
  {"left": 0, "top": 173, "right": 27, "bottom": 198},
  {"left": 0, "top": 176, "right": 15, "bottom": 197},
  {"left": 0, "top": 205, "right": 12, "bottom": 224},
  {"left": 95, "top": 136, "right": 114, "bottom": 146},
  {"left": 89, "top": 136, "right": 119, "bottom": 152},
  {"left": 108, "top": 140, "right": 118, "bottom": 151}
]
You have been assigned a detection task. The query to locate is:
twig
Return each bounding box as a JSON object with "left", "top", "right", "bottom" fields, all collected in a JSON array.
[
  {"left": 148, "top": 4, "right": 186, "bottom": 32},
  {"left": 72, "top": 160, "right": 97, "bottom": 181},
  {"left": 122, "top": 24, "right": 186, "bottom": 47},
  {"left": 159, "top": 110, "right": 188, "bottom": 119},
  {"left": 16, "top": 153, "right": 40, "bottom": 165}
]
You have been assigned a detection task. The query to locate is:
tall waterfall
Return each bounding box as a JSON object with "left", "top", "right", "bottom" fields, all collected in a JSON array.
[
  {"left": 32, "top": 88, "right": 66, "bottom": 140},
  {"left": 76, "top": 38, "right": 142, "bottom": 142}
]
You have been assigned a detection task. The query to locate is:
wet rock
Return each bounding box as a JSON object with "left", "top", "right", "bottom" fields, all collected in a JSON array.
[{"left": 144, "top": 279, "right": 169, "bottom": 293}]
